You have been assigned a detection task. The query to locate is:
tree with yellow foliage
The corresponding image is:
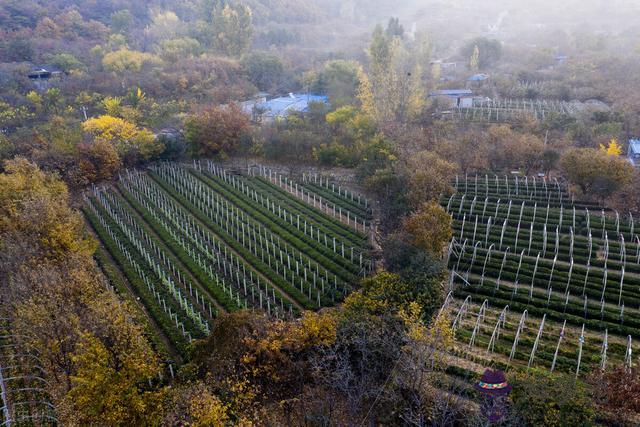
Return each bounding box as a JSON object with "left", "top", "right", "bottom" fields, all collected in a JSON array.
[
  {"left": 402, "top": 202, "right": 453, "bottom": 257},
  {"left": 0, "top": 157, "right": 95, "bottom": 259},
  {"left": 82, "top": 115, "right": 163, "bottom": 162},
  {"left": 165, "top": 382, "right": 230, "bottom": 426},
  {"left": 470, "top": 45, "right": 480, "bottom": 71},
  {"left": 0, "top": 159, "right": 164, "bottom": 424},
  {"left": 102, "top": 48, "right": 160, "bottom": 73},
  {"left": 599, "top": 138, "right": 623, "bottom": 156},
  {"left": 102, "top": 96, "right": 123, "bottom": 117}
]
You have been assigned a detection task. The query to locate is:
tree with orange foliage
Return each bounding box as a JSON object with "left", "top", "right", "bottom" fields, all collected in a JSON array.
[{"left": 184, "top": 104, "right": 251, "bottom": 158}]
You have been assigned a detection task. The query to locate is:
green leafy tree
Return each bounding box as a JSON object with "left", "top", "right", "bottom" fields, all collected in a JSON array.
[
  {"left": 386, "top": 17, "right": 404, "bottom": 39},
  {"left": 159, "top": 37, "right": 201, "bottom": 62},
  {"left": 241, "top": 52, "right": 284, "bottom": 91},
  {"left": 510, "top": 370, "right": 595, "bottom": 426},
  {"left": 560, "top": 147, "right": 634, "bottom": 202},
  {"left": 461, "top": 37, "right": 502, "bottom": 69},
  {"left": 110, "top": 9, "right": 133, "bottom": 35},
  {"left": 211, "top": 2, "right": 253, "bottom": 56},
  {"left": 46, "top": 53, "right": 85, "bottom": 73},
  {"left": 313, "top": 60, "right": 362, "bottom": 106}
]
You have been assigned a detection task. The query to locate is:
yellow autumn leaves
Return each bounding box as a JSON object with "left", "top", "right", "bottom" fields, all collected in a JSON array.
[
  {"left": 599, "top": 138, "right": 623, "bottom": 156},
  {"left": 82, "top": 114, "right": 163, "bottom": 160}
]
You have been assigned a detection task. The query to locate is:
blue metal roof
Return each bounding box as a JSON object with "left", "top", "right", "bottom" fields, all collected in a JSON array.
[
  {"left": 429, "top": 89, "right": 473, "bottom": 97},
  {"left": 468, "top": 74, "right": 489, "bottom": 81},
  {"left": 259, "top": 93, "right": 328, "bottom": 118},
  {"left": 628, "top": 139, "right": 640, "bottom": 166}
]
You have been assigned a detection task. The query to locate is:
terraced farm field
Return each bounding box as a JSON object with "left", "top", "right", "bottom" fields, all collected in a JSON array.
[
  {"left": 84, "top": 161, "right": 373, "bottom": 359},
  {"left": 442, "top": 175, "right": 639, "bottom": 376}
]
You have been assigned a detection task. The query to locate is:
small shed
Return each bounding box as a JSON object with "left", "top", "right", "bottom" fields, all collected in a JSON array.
[
  {"left": 27, "top": 65, "right": 63, "bottom": 80},
  {"left": 429, "top": 89, "right": 474, "bottom": 108},
  {"left": 628, "top": 139, "right": 640, "bottom": 166}
]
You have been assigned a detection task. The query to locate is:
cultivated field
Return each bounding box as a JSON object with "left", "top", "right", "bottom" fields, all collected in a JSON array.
[
  {"left": 84, "top": 161, "right": 372, "bottom": 358},
  {"left": 443, "top": 175, "right": 638, "bottom": 376}
]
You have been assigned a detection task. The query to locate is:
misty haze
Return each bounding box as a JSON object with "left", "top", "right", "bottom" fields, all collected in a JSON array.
[{"left": 1, "top": 0, "right": 640, "bottom": 425}]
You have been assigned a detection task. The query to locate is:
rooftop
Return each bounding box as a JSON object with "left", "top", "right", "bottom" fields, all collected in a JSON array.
[
  {"left": 259, "top": 93, "right": 328, "bottom": 118},
  {"left": 429, "top": 89, "right": 473, "bottom": 97},
  {"left": 468, "top": 73, "right": 489, "bottom": 82}
]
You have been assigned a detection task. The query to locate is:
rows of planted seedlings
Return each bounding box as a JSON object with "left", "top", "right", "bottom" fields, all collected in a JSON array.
[
  {"left": 179, "top": 165, "right": 361, "bottom": 268},
  {"left": 250, "top": 174, "right": 368, "bottom": 246},
  {"left": 453, "top": 174, "right": 569, "bottom": 197},
  {"left": 115, "top": 183, "right": 244, "bottom": 313},
  {"left": 451, "top": 246, "right": 640, "bottom": 326},
  {"left": 99, "top": 189, "right": 223, "bottom": 318},
  {"left": 444, "top": 194, "right": 634, "bottom": 239},
  {"left": 123, "top": 172, "right": 306, "bottom": 314},
  {"left": 299, "top": 172, "right": 372, "bottom": 219},
  {"left": 446, "top": 197, "right": 640, "bottom": 270},
  {"left": 92, "top": 191, "right": 212, "bottom": 335},
  {"left": 248, "top": 164, "right": 371, "bottom": 234},
  {"left": 443, "top": 179, "right": 640, "bottom": 375},
  {"left": 452, "top": 246, "right": 640, "bottom": 310},
  {"left": 203, "top": 162, "right": 367, "bottom": 246},
  {"left": 448, "top": 193, "right": 640, "bottom": 243},
  {"left": 451, "top": 276, "right": 638, "bottom": 338},
  {"left": 147, "top": 169, "right": 343, "bottom": 309},
  {"left": 154, "top": 165, "right": 355, "bottom": 283},
  {"left": 451, "top": 219, "right": 640, "bottom": 274},
  {"left": 448, "top": 298, "right": 628, "bottom": 374},
  {"left": 162, "top": 164, "right": 367, "bottom": 278},
  {"left": 202, "top": 168, "right": 365, "bottom": 255},
  {"left": 84, "top": 201, "right": 197, "bottom": 354}
]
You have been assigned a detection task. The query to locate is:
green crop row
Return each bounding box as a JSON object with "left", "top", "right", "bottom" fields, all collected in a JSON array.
[
  {"left": 148, "top": 173, "right": 324, "bottom": 310},
  {"left": 117, "top": 185, "right": 242, "bottom": 313},
  {"left": 300, "top": 181, "right": 371, "bottom": 219},
  {"left": 93, "top": 246, "right": 173, "bottom": 359},
  {"left": 187, "top": 170, "right": 360, "bottom": 279},
  {"left": 84, "top": 205, "right": 193, "bottom": 355}
]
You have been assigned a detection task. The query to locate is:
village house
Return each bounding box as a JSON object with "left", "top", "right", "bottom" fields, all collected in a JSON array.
[
  {"left": 627, "top": 139, "right": 640, "bottom": 166},
  {"left": 244, "top": 93, "right": 328, "bottom": 122}
]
